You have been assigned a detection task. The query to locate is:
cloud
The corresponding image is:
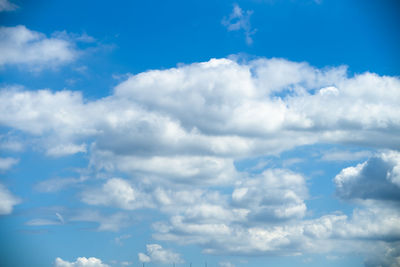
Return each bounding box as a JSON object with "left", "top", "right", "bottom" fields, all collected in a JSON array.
[
  {"left": 222, "top": 4, "right": 256, "bottom": 45},
  {"left": 219, "top": 262, "right": 235, "bottom": 267},
  {"left": 150, "top": 170, "right": 308, "bottom": 255},
  {"left": 34, "top": 177, "right": 86, "bottom": 193},
  {"left": 0, "top": 135, "right": 24, "bottom": 152},
  {"left": 153, "top": 203, "right": 400, "bottom": 257},
  {"left": 26, "top": 218, "right": 61, "bottom": 226},
  {"left": 334, "top": 151, "right": 400, "bottom": 201},
  {"left": 70, "top": 210, "right": 133, "bottom": 232},
  {"left": 137, "top": 253, "right": 150, "bottom": 263},
  {"left": 26, "top": 213, "right": 64, "bottom": 226},
  {"left": 150, "top": 163, "right": 399, "bottom": 258},
  {"left": 1, "top": 57, "right": 400, "bottom": 263},
  {"left": 232, "top": 169, "right": 308, "bottom": 222},
  {"left": 56, "top": 212, "right": 65, "bottom": 224},
  {"left": 81, "top": 178, "right": 153, "bottom": 210},
  {"left": 321, "top": 150, "right": 372, "bottom": 162},
  {"left": 46, "top": 143, "right": 87, "bottom": 157},
  {"left": 54, "top": 257, "right": 109, "bottom": 267},
  {"left": 90, "top": 152, "right": 240, "bottom": 186},
  {"left": 364, "top": 243, "right": 400, "bottom": 267},
  {"left": 114, "top": 234, "right": 131, "bottom": 246},
  {"left": 1, "top": 58, "right": 400, "bottom": 163},
  {"left": 0, "top": 184, "right": 20, "bottom": 215},
  {"left": 0, "top": 157, "right": 18, "bottom": 171},
  {"left": 0, "top": 25, "right": 79, "bottom": 69},
  {"left": 138, "top": 244, "right": 184, "bottom": 264},
  {"left": 0, "top": 0, "right": 17, "bottom": 12}
]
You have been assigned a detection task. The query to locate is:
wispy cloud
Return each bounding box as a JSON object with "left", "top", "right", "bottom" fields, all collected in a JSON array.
[
  {"left": 0, "top": 0, "right": 18, "bottom": 12},
  {"left": 321, "top": 150, "right": 372, "bottom": 162},
  {"left": 26, "top": 212, "right": 65, "bottom": 226},
  {"left": 34, "top": 176, "right": 86, "bottom": 193},
  {"left": 114, "top": 234, "right": 132, "bottom": 246},
  {"left": 222, "top": 4, "right": 256, "bottom": 45},
  {"left": 0, "top": 157, "right": 18, "bottom": 171}
]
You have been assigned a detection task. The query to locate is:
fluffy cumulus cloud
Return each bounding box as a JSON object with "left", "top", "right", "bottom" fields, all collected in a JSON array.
[
  {"left": 54, "top": 257, "right": 109, "bottom": 267},
  {"left": 1, "top": 58, "right": 400, "bottom": 160},
  {"left": 138, "top": 244, "right": 184, "bottom": 264},
  {"left": 81, "top": 178, "right": 153, "bottom": 210},
  {"left": 1, "top": 57, "right": 400, "bottom": 264},
  {"left": 0, "top": 184, "right": 20, "bottom": 215},
  {"left": 0, "top": 25, "right": 79, "bottom": 68},
  {"left": 150, "top": 153, "right": 400, "bottom": 257},
  {"left": 232, "top": 169, "right": 308, "bottom": 222},
  {"left": 153, "top": 202, "right": 400, "bottom": 257},
  {"left": 334, "top": 150, "right": 400, "bottom": 201}
]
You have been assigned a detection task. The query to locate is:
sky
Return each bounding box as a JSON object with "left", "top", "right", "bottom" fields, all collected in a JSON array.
[{"left": 0, "top": 0, "right": 400, "bottom": 266}]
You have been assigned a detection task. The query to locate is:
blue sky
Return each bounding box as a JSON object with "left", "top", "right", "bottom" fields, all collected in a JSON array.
[{"left": 0, "top": 0, "right": 400, "bottom": 267}]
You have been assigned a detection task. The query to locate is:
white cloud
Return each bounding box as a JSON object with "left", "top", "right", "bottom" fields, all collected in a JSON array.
[
  {"left": 26, "top": 213, "right": 64, "bottom": 226},
  {"left": 321, "top": 150, "right": 372, "bottom": 162},
  {"left": 219, "top": 261, "right": 235, "bottom": 267},
  {"left": 46, "top": 143, "right": 87, "bottom": 157},
  {"left": 54, "top": 257, "right": 109, "bottom": 267},
  {"left": 0, "top": 0, "right": 17, "bottom": 12},
  {"left": 56, "top": 212, "right": 65, "bottom": 224},
  {"left": 138, "top": 244, "right": 184, "bottom": 264},
  {"left": 334, "top": 151, "right": 400, "bottom": 201},
  {"left": 0, "top": 134, "right": 23, "bottom": 151},
  {"left": 71, "top": 210, "right": 133, "bottom": 232},
  {"left": 149, "top": 161, "right": 400, "bottom": 258},
  {"left": 153, "top": 188, "right": 247, "bottom": 225},
  {"left": 2, "top": 58, "right": 400, "bottom": 163},
  {"left": 0, "top": 157, "right": 18, "bottom": 171},
  {"left": 0, "top": 87, "right": 88, "bottom": 135},
  {"left": 26, "top": 218, "right": 61, "bottom": 226},
  {"left": 138, "top": 253, "right": 150, "bottom": 263},
  {"left": 149, "top": 170, "right": 308, "bottom": 255},
  {"left": 0, "top": 25, "right": 78, "bottom": 69},
  {"left": 0, "top": 184, "right": 20, "bottom": 215},
  {"left": 232, "top": 169, "right": 308, "bottom": 222},
  {"left": 153, "top": 203, "right": 400, "bottom": 257},
  {"left": 0, "top": 140, "right": 23, "bottom": 151},
  {"left": 34, "top": 177, "right": 86, "bottom": 193},
  {"left": 81, "top": 178, "right": 153, "bottom": 210},
  {"left": 1, "top": 56, "right": 400, "bottom": 263},
  {"left": 89, "top": 151, "right": 240, "bottom": 186},
  {"left": 222, "top": 4, "right": 256, "bottom": 45}
]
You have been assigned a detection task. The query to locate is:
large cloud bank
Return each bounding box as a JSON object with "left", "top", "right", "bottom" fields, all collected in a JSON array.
[{"left": 1, "top": 57, "right": 400, "bottom": 265}]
